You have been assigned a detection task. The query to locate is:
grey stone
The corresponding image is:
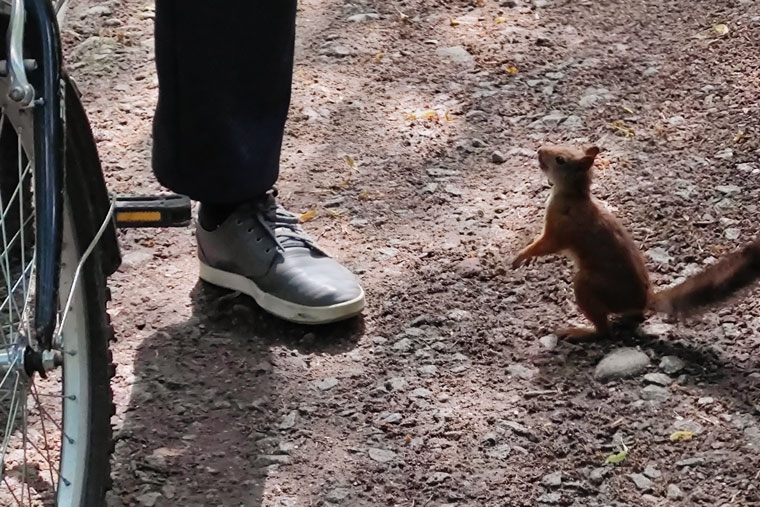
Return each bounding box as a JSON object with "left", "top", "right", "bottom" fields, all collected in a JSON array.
[
  {"left": 325, "top": 487, "right": 351, "bottom": 504},
  {"left": 562, "top": 115, "right": 583, "bottom": 129},
  {"left": 486, "top": 444, "right": 511, "bottom": 460},
  {"left": 541, "top": 471, "right": 562, "bottom": 487},
  {"left": 724, "top": 228, "right": 741, "bottom": 240},
  {"left": 594, "top": 347, "right": 650, "bottom": 381},
  {"left": 507, "top": 363, "right": 538, "bottom": 380},
  {"left": 537, "top": 492, "right": 562, "bottom": 504},
  {"left": 121, "top": 250, "right": 153, "bottom": 269},
  {"left": 423, "top": 182, "right": 438, "bottom": 194},
  {"left": 716, "top": 184, "right": 741, "bottom": 194},
  {"left": 324, "top": 196, "right": 345, "bottom": 208},
  {"left": 539, "top": 334, "right": 558, "bottom": 350},
  {"left": 279, "top": 410, "right": 297, "bottom": 430},
  {"left": 393, "top": 338, "right": 413, "bottom": 352},
  {"left": 715, "top": 148, "right": 734, "bottom": 160},
  {"left": 541, "top": 111, "right": 566, "bottom": 127},
  {"left": 314, "top": 377, "right": 339, "bottom": 391},
  {"left": 675, "top": 457, "right": 704, "bottom": 467},
  {"left": 629, "top": 473, "right": 653, "bottom": 491},
  {"left": 659, "top": 355, "right": 685, "bottom": 375},
  {"left": 409, "top": 388, "right": 432, "bottom": 399},
  {"left": 321, "top": 42, "right": 352, "bottom": 57},
  {"left": 436, "top": 46, "right": 474, "bottom": 64},
  {"left": 481, "top": 432, "right": 499, "bottom": 446},
  {"left": 643, "top": 66, "right": 659, "bottom": 77},
  {"left": 643, "top": 465, "right": 661, "bottom": 479},
  {"left": 455, "top": 257, "right": 481, "bottom": 278},
  {"left": 642, "top": 322, "right": 673, "bottom": 336},
  {"left": 508, "top": 147, "right": 536, "bottom": 157},
  {"left": 697, "top": 396, "right": 714, "bottom": 406},
  {"left": 737, "top": 162, "right": 756, "bottom": 172},
  {"left": 347, "top": 13, "right": 380, "bottom": 22},
  {"left": 386, "top": 377, "right": 407, "bottom": 391},
  {"left": 253, "top": 454, "right": 292, "bottom": 467},
  {"left": 641, "top": 385, "right": 670, "bottom": 402},
  {"left": 418, "top": 365, "right": 438, "bottom": 376},
  {"left": 135, "top": 492, "right": 162, "bottom": 507},
  {"left": 491, "top": 150, "right": 507, "bottom": 164},
  {"left": 541, "top": 85, "right": 555, "bottom": 96},
  {"left": 643, "top": 372, "right": 672, "bottom": 386},
  {"left": 382, "top": 412, "right": 402, "bottom": 424},
  {"left": 589, "top": 467, "right": 610, "bottom": 484},
  {"left": 646, "top": 247, "right": 672, "bottom": 264},
  {"left": 671, "top": 419, "right": 703, "bottom": 435},
  {"left": 426, "top": 472, "right": 451, "bottom": 485},
  {"left": 667, "top": 484, "right": 684, "bottom": 500},
  {"left": 502, "top": 420, "right": 540, "bottom": 442},
  {"left": 277, "top": 442, "right": 296, "bottom": 455},
  {"left": 368, "top": 448, "right": 397, "bottom": 463},
  {"left": 445, "top": 184, "right": 463, "bottom": 196},
  {"left": 85, "top": 5, "right": 113, "bottom": 16},
  {"left": 161, "top": 485, "right": 176, "bottom": 500}
]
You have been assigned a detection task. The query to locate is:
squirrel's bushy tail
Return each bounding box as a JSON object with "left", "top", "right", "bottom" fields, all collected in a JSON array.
[{"left": 653, "top": 236, "right": 760, "bottom": 316}]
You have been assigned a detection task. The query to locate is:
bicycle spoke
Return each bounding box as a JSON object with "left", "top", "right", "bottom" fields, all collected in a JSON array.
[
  {"left": 2, "top": 476, "right": 23, "bottom": 507},
  {"left": 27, "top": 384, "right": 55, "bottom": 487}
]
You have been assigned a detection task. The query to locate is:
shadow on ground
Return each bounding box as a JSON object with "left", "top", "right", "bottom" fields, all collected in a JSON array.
[{"left": 111, "top": 282, "right": 365, "bottom": 507}]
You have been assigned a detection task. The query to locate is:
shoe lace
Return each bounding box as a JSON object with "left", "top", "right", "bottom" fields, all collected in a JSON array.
[{"left": 254, "top": 189, "right": 326, "bottom": 255}]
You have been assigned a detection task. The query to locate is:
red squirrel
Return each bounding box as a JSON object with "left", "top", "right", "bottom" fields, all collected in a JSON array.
[{"left": 512, "top": 144, "right": 760, "bottom": 339}]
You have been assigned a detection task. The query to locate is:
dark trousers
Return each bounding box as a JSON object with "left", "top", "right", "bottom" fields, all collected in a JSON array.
[{"left": 152, "top": 1, "right": 297, "bottom": 204}]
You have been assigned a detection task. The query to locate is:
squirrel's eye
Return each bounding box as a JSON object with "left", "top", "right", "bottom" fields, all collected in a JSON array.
[{"left": 555, "top": 156, "right": 566, "bottom": 165}]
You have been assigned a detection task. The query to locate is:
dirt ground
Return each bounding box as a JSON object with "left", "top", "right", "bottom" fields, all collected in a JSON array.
[{"left": 62, "top": 0, "right": 760, "bottom": 505}]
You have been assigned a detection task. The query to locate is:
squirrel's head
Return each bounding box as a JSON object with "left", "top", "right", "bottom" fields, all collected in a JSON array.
[{"left": 537, "top": 144, "right": 600, "bottom": 189}]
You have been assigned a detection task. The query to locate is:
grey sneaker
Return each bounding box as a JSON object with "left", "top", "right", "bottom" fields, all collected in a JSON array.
[{"left": 197, "top": 191, "right": 365, "bottom": 324}]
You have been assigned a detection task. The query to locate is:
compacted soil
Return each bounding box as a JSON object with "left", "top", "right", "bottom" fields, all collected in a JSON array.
[{"left": 62, "top": 0, "right": 760, "bottom": 505}]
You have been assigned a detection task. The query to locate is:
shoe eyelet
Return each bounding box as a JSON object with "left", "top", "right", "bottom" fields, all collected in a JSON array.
[
  {"left": 236, "top": 219, "right": 243, "bottom": 225},
  {"left": 247, "top": 228, "right": 253, "bottom": 233},
  {"left": 265, "top": 248, "right": 271, "bottom": 253}
]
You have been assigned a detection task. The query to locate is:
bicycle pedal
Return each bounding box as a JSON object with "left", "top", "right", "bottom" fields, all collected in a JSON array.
[{"left": 114, "top": 194, "right": 192, "bottom": 228}]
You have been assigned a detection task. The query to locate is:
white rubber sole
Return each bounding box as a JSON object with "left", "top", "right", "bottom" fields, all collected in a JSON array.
[{"left": 199, "top": 262, "right": 365, "bottom": 324}]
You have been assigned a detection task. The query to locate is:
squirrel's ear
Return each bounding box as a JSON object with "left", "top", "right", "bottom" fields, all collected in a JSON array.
[
  {"left": 585, "top": 145, "right": 600, "bottom": 158},
  {"left": 579, "top": 156, "right": 596, "bottom": 170}
]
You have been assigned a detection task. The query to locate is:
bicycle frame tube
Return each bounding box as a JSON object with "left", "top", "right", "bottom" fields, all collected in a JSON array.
[{"left": 26, "top": 0, "right": 64, "bottom": 354}]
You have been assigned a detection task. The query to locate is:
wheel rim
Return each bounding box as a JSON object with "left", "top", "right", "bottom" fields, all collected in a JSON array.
[{"left": 0, "top": 80, "right": 91, "bottom": 506}]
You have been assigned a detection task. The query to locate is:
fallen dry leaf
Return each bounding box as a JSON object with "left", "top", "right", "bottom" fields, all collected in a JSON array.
[
  {"left": 669, "top": 431, "right": 695, "bottom": 442},
  {"left": 299, "top": 209, "right": 317, "bottom": 223},
  {"left": 504, "top": 65, "right": 518, "bottom": 75},
  {"left": 713, "top": 23, "right": 729, "bottom": 36},
  {"left": 495, "top": 16, "right": 507, "bottom": 24},
  {"left": 449, "top": 18, "right": 460, "bottom": 26},
  {"left": 344, "top": 154, "right": 357, "bottom": 168}
]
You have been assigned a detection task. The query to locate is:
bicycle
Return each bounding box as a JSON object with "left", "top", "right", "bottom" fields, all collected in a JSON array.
[{"left": 0, "top": 0, "right": 189, "bottom": 504}]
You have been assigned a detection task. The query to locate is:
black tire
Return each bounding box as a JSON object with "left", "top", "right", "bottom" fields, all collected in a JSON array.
[
  {"left": 0, "top": 76, "right": 116, "bottom": 505},
  {"left": 63, "top": 77, "right": 116, "bottom": 507}
]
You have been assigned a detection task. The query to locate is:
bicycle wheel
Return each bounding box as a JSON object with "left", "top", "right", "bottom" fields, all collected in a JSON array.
[{"left": 0, "top": 76, "right": 115, "bottom": 505}]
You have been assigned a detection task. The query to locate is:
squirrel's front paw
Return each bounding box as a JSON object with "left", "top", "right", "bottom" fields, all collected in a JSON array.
[{"left": 511, "top": 254, "right": 530, "bottom": 269}]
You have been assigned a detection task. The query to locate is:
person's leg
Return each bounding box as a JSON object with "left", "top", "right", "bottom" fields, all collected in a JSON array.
[
  {"left": 152, "top": 1, "right": 365, "bottom": 324},
  {"left": 152, "top": 0, "right": 296, "bottom": 204}
]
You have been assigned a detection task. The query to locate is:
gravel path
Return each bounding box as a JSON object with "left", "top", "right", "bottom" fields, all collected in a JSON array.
[{"left": 63, "top": 0, "right": 760, "bottom": 505}]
